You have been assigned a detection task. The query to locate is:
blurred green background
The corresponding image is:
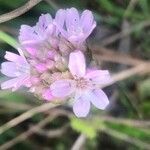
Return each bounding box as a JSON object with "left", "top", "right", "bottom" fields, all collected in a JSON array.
[{"left": 0, "top": 0, "right": 150, "bottom": 150}]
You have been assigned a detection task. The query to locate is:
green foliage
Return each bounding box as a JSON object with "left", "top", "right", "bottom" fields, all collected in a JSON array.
[
  {"left": 105, "top": 122, "right": 150, "bottom": 142},
  {"left": 96, "top": 0, "right": 147, "bottom": 20},
  {"left": 0, "top": 129, "right": 17, "bottom": 144},
  {"left": 70, "top": 117, "right": 97, "bottom": 139},
  {"left": 140, "top": 101, "right": 150, "bottom": 117},
  {"left": 138, "top": 79, "right": 150, "bottom": 99},
  {"left": 0, "top": 31, "right": 18, "bottom": 49},
  {"left": 139, "top": 0, "right": 150, "bottom": 17},
  {"left": 0, "top": 91, "right": 27, "bottom": 103},
  {"left": 0, "top": 0, "right": 26, "bottom": 9}
]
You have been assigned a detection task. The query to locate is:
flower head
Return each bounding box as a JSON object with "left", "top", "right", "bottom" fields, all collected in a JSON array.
[
  {"left": 50, "top": 51, "right": 111, "bottom": 117},
  {"left": 1, "top": 8, "right": 111, "bottom": 118}
]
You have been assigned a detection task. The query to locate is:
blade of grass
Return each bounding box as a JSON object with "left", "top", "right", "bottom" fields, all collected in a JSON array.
[{"left": 0, "top": 30, "right": 18, "bottom": 49}]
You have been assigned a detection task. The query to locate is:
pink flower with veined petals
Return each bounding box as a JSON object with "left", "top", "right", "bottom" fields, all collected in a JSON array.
[
  {"left": 50, "top": 51, "right": 111, "bottom": 117},
  {"left": 1, "top": 50, "right": 30, "bottom": 91},
  {"left": 55, "top": 8, "right": 96, "bottom": 45},
  {"left": 0, "top": 8, "right": 112, "bottom": 117}
]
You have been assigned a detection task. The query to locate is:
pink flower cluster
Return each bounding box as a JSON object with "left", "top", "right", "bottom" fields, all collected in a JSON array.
[{"left": 1, "top": 8, "right": 111, "bottom": 117}]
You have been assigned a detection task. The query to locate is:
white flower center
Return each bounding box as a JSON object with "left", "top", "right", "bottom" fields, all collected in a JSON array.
[{"left": 75, "top": 77, "right": 91, "bottom": 90}]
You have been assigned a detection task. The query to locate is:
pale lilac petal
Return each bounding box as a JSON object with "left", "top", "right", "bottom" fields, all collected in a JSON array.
[
  {"left": 1, "top": 50, "right": 30, "bottom": 91},
  {"left": 1, "top": 78, "right": 19, "bottom": 90},
  {"left": 19, "top": 14, "right": 53, "bottom": 47},
  {"left": 56, "top": 8, "right": 96, "bottom": 43},
  {"left": 25, "top": 47, "right": 37, "bottom": 56},
  {"left": 69, "top": 51, "right": 86, "bottom": 77},
  {"left": 46, "top": 60, "right": 55, "bottom": 69},
  {"left": 36, "top": 14, "right": 52, "bottom": 32},
  {"left": 36, "top": 14, "right": 54, "bottom": 37},
  {"left": 30, "top": 76, "right": 40, "bottom": 85},
  {"left": 14, "top": 75, "right": 30, "bottom": 90},
  {"left": 17, "top": 48, "right": 27, "bottom": 60},
  {"left": 23, "top": 77, "right": 31, "bottom": 87},
  {"left": 80, "top": 10, "right": 96, "bottom": 39},
  {"left": 1, "top": 62, "right": 18, "bottom": 77},
  {"left": 54, "top": 9, "right": 66, "bottom": 36},
  {"left": 86, "top": 89, "right": 109, "bottom": 110},
  {"left": 55, "top": 9, "right": 66, "bottom": 28},
  {"left": 35, "top": 63, "right": 47, "bottom": 73},
  {"left": 73, "top": 97, "right": 90, "bottom": 117},
  {"left": 47, "top": 50, "right": 56, "bottom": 59},
  {"left": 1, "top": 75, "right": 29, "bottom": 91},
  {"left": 84, "top": 21, "right": 96, "bottom": 39},
  {"left": 4, "top": 51, "right": 21, "bottom": 62},
  {"left": 42, "top": 89, "right": 53, "bottom": 101},
  {"left": 68, "top": 34, "right": 85, "bottom": 44},
  {"left": 4, "top": 51, "right": 26, "bottom": 65},
  {"left": 66, "top": 8, "right": 79, "bottom": 33},
  {"left": 54, "top": 22, "right": 67, "bottom": 38},
  {"left": 85, "top": 70, "right": 111, "bottom": 85},
  {"left": 2, "top": 55, "right": 30, "bottom": 76},
  {"left": 80, "top": 10, "right": 94, "bottom": 31},
  {"left": 54, "top": 8, "right": 80, "bottom": 39},
  {"left": 19, "top": 25, "right": 40, "bottom": 45},
  {"left": 50, "top": 79, "right": 75, "bottom": 97}
]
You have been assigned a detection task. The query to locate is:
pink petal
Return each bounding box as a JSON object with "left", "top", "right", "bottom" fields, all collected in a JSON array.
[
  {"left": 50, "top": 79, "right": 75, "bottom": 97},
  {"left": 84, "top": 22, "right": 96, "bottom": 39},
  {"left": 86, "top": 89, "right": 109, "bottom": 110},
  {"left": 73, "top": 97, "right": 91, "bottom": 117},
  {"left": 4, "top": 51, "right": 26, "bottom": 65},
  {"left": 69, "top": 51, "right": 86, "bottom": 77},
  {"left": 54, "top": 22, "right": 67, "bottom": 39},
  {"left": 68, "top": 34, "right": 85, "bottom": 44},
  {"left": 47, "top": 50, "right": 57, "bottom": 59},
  {"left": 85, "top": 70, "right": 112, "bottom": 85},
  {"left": 36, "top": 14, "right": 54, "bottom": 37},
  {"left": 30, "top": 76, "right": 40, "bottom": 85},
  {"left": 46, "top": 60, "right": 55, "bottom": 69},
  {"left": 36, "top": 13, "right": 52, "bottom": 31},
  {"left": 35, "top": 63, "right": 47, "bottom": 73},
  {"left": 66, "top": 8, "right": 79, "bottom": 33},
  {"left": 80, "top": 10, "right": 96, "bottom": 38},
  {"left": 1, "top": 62, "right": 18, "bottom": 77},
  {"left": 55, "top": 9, "right": 66, "bottom": 32},
  {"left": 19, "top": 25, "right": 40, "bottom": 45},
  {"left": 42, "top": 89, "right": 53, "bottom": 101},
  {"left": 1, "top": 75, "right": 29, "bottom": 91},
  {"left": 55, "top": 9, "right": 65, "bottom": 25},
  {"left": 25, "top": 47, "right": 37, "bottom": 56},
  {"left": 19, "top": 14, "right": 54, "bottom": 48},
  {"left": 15, "top": 75, "right": 31, "bottom": 90},
  {"left": 23, "top": 77, "right": 31, "bottom": 87},
  {"left": 4, "top": 51, "right": 21, "bottom": 62},
  {"left": 17, "top": 48, "right": 26, "bottom": 58},
  {"left": 48, "top": 37, "right": 59, "bottom": 49},
  {"left": 1, "top": 78, "right": 18, "bottom": 90},
  {"left": 80, "top": 10, "right": 94, "bottom": 30}
]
